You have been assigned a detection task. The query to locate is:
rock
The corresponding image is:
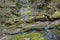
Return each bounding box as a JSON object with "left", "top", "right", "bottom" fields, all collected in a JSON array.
[
  {"left": 5, "top": 28, "right": 21, "bottom": 34},
  {"left": 24, "top": 38, "right": 30, "bottom": 40}
]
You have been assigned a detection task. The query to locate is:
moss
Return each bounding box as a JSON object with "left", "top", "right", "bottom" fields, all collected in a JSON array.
[
  {"left": 22, "top": 24, "right": 47, "bottom": 32},
  {"left": 27, "top": 9, "right": 32, "bottom": 16},
  {"left": 55, "top": 24, "right": 60, "bottom": 30},
  {"left": 29, "top": 15, "right": 47, "bottom": 22},
  {"left": 9, "top": 32, "right": 47, "bottom": 40},
  {"left": 52, "top": 11, "right": 60, "bottom": 19},
  {"left": 55, "top": 30, "right": 60, "bottom": 40},
  {"left": 28, "top": 16, "right": 34, "bottom": 22},
  {"left": 5, "top": 19, "right": 14, "bottom": 25},
  {"left": 36, "top": 15, "right": 47, "bottom": 21},
  {"left": 24, "top": 6, "right": 32, "bottom": 16},
  {"left": 37, "top": 24, "right": 47, "bottom": 30},
  {"left": 23, "top": 25, "right": 34, "bottom": 31},
  {"left": 56, "top": 30, "right": 60, "bottom": 35},
  {"left": 6, "top": 21, "right": 23, "bottom": 29}
]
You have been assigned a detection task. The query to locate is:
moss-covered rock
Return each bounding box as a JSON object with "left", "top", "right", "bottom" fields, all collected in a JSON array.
[
  {"left": 9, "top": 32, "right": 47, "bottom": 40},
  {"left": 52, "top": 11, "right": 60, "bottom": 19},
  {"left": 22, "top": 22, "right": 47, "bottom": 32}
]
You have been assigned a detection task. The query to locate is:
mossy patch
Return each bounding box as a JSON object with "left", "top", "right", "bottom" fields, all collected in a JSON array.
[
  {"left": 52, "top": 11, "right": 60, "bottom": 19},
  {"left": 55, "top": 23, "right": 60, "bottom": 30},
  {"left": 22, "top": 23, "right": 47, "bottom": 32},
  {"left": 9, "top": 32, "right": 47, "bottom": 40}
]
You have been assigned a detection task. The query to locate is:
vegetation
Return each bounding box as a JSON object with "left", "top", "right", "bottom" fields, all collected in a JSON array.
[
  {"left": 52, "top": 11, "right": 60, "bottom": 19},
  {"left": 0, "top": 0, "right": 60, "bottom": 40},
  {"left": 9, "top": 32, "right": 47, "bottom": 40}
]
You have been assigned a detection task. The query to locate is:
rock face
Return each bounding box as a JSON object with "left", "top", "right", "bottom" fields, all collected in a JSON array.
[{"left": 0, "top": 0, "right": 60, "bottom": 40}]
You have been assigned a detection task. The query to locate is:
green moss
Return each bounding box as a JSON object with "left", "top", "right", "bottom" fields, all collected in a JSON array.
[
  {"left": 29, "top": 15, "right": 47, "bottom": 22},
  {"left": 55, "top": 24, "right": 60, "bottom": 30},
  {"left": 9, "top": 32, "right": 47, "bottom": 40},
  {"left": 5, "top": 19, "right": 14, "bottom": 25},
  {"left": 35, "top": 15, "right": 47, "bottom": 21},
  {"left": 22, "top": 24, "right": 47, "bottom": 32},
  {"left": 28, "top": 16, "right": 34, "bottom": 22},
  {"left": 37, "top": 24, "right": 47, "bottom": 30},
  {"left": 23, "top": 6, "right": 32, "bottom": 16},
  {"left": 28, "top": 10, "right": 32, "bottom": 15},
  {"left": 52, "top": 11, "right": 60, "bottom": 18},
  {"left": 23, "top": 25, "right": 34, "bottom": 31},
  {"left": 56, "top": 30, "right": 60, "bottom": 35}
]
